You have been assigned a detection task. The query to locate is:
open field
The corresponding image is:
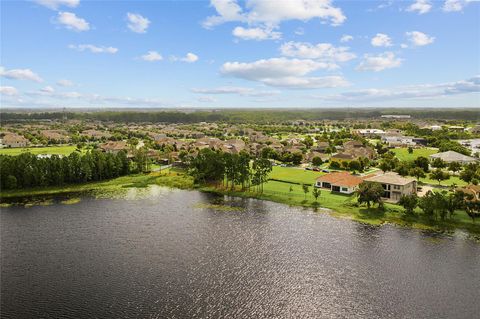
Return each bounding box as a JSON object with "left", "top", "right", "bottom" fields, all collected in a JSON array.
[
  {"left": 0, "top": 145, "right": 78, "bottom": 156},
  {"left": 392, "top": 147, "right": 438, "bottom": 161},
  {"left": 419, "top": 175, "right": 467, "bottom": 187},
  {"left": 269, "top": 166, "right": 325, "bottom": 184}
]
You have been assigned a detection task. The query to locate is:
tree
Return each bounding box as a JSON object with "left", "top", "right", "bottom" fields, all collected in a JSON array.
[
  {"left": 448, "top": 161, "right": 462, "bottom": 175},
  {"left": 251, "top": 157, "right": 272, "bottom": 194},
  {"left": 312, "top": 156, "right": 323, "bottom": 167},
  {"left": 312, "top": 187, "right": 321, "bottom": 203},
  {"left": 407, "top": 146, "right": 413, "bottom": 154},
  {"left": 429, "top": 169, "right": 450, "bottom": 185},
  {"left": 395, "top": 162, "right": 411, "bottom": 177},
  {"left": 303, "top": 136, "right": 314, "bottom": 148},
  {"left": 431, "top": 157, "right": 446, "bottom": 169},
  {"left": 414, "top": 156, "right": 430, "bottom": 172},
  {"left": 356, "top": 182, "right": 384, "bottom": 210},
  {"left": 399, "top": 194, "right": 418, "bottom": 215},
  {"left": 409, "top": 167, "right": 426, "bottom": 181},
  {"left": 348, "top": 160, "right": 362, "bottom": 173},
  {"left": 302, "top": 184, "right": 310, "bottom": 200},
  {"left": 418, "top": 191, "right": 436, "bottom": 219}
]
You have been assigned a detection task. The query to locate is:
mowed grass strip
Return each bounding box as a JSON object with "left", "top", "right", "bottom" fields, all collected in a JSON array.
[
  {"left": 0, "top": 145, "right": 78, "bottom": 156},
  {"left": 392, "top": 147, "right": 438, "bottom": 161},
  {"left": 269, "top": 166, "right": 325, "bottom": 185}
]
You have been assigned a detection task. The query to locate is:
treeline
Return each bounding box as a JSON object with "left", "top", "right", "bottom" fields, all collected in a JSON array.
[
  {"left": 187, "top": 148, "right": 272, "bottom": 193},
  {"left": 0, "top": 150, "right": 130, "bottom": 190},
  {"left": 2, "top": 108, "right": 480, "bottom": 124}
]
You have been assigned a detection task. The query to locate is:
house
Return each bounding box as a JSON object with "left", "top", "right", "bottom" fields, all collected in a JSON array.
[
  {"left": 363, "top": 172, "right": 417, "bottom": 203},
  {"left": 100, "top": 141, "right": 129, "bottom": 154},
  {"left": 429, "top": 151, "right": 479, "bottom": 164},
  {"left": 355, "top": 129, "right": 386, "bottom": 137},
  {"left": 312, "top": 141, "right": 330, "bottom": 152},
  {"left": 81, "top": 129, "right": 112, "bottom": 140},
  {"left": 40, "top": 130, "right": 70, "bottom": 142},
  {"left": 381, "top": 135, "right": 416, "bottom": 148},
  {"left": 314, "top": 171, "right": 363, "bottom": 194},
  {"left": 342, "top": 140, "right": 375, "bottom": 160},
  {"left": 457, "top": 185, "right": 480, "bottom": 201},
  {"left": 0, "top": 133, "right": 29, "bottom": 148}
]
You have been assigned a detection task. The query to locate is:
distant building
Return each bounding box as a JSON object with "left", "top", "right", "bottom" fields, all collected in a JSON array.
[
  {"left": 381, "top": 135, "right": 416, "bottom": 148},
  {"left": 381, "top": 115, "right": 411, "bottom": 119},
  {"left": 363, "top": 172, "right": 417, "bottom": 203},
  {"left": 100, "top": 141, "right": 129, "bottom": 154},
  {"left": 315, "top": 171, "right": 363, "bottom": 194},
  {"left": 0, "top": 133, "right": 29, "bottom": 148},
  {"left": 355, "top": 129, "right": 386, "bottom": 137},
  {"left": 429, "top": 151, "right": 478, "bottom": 164}
]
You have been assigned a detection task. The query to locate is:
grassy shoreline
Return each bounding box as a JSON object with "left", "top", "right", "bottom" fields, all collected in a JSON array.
[{"left": 1, "top": 169, "right": 479, "bottom": 236}]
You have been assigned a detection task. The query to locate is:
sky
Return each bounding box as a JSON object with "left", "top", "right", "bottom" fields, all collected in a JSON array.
[{"left": 1, "top": 0, "right": 479, "bottom": 109}]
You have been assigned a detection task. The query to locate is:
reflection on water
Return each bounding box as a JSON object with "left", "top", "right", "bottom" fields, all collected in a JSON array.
[{"left": 1, "top": 188, "right": 479, "bottom": 319}]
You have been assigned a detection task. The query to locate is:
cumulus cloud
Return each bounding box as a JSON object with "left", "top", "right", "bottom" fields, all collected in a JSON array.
[
  {"left": 191, "top": 86, "right": 280, "bottom": 96},
  {"left": 280, "top": 41, "right": 356, "bottom": 62},
  {"left": 140, "top": 51, "right": 163, "bottom": 61},
  {"left": 442, "top": 0, "right": 477, "bottom": 12},
  {"left": 0, "top": 67, "right": 43, "bottom": 82},
  {"left": 315, "top": 75, "right": 480, "bottom": 102},
  {"left": 340, "top": 34, "right": 353, "bottom": 43},
  {"left": 406, "top": 31, "right": 435, "bottom": 46},
  {"left": 0, "top": 86, "right": 18, "bottom": 96},
  {"left": 356, "top": 52, "right": 402, "bottom": 72},
  {"left": 371, "top": 33, "right": 393, "bottom": 47},
  {"left": 203, "top": 0, "right": 346, "bottom": 28},
  {"left": 233, "top": 26, "right": 281, "bottom": 41},
  {"left": 41, "top": 86, "right": 55, "bottom": 94},
  {"left": 221, "top": 57, "right": 348, "bottom": 89},
  {"left": 57, "top": 11, "right": 89, "bottom": 31},
  {"left": 35, "top": 0, "right": 79, "bottom": 10},
  {"left": 68, "top": 44, "right": 118, "bottom": 54},
  {"left": 406, "top": 0, "right": 432, "bottom": 14},
  {"left": 127, "top": 13, "right": 150, "bottom": 33},
  {"left": 172, "top": 52, "right": 199, "bottom": 63},
  {"left": 57, "top": 79, "right": 74, "bottom": 87}
]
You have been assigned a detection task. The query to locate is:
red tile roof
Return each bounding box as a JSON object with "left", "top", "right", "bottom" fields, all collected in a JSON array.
[{"left": 315, "top": 171, "right": 363, "bottom": 187}]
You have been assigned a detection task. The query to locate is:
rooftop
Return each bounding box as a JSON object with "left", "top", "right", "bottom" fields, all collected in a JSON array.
[
  {"left": 363, "top": 172, "right": 415, "bottom": 186},
  {"left": 316, "top": 171, "right": 363, "bottom": 187}
]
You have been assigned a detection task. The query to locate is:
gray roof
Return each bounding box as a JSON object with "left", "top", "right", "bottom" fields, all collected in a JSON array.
[
  {"left": 364, "top": 172, "right": 416, "bottom": 186},
  {"left": 429, "top": 151, "right": 478, "bottom": 162}
]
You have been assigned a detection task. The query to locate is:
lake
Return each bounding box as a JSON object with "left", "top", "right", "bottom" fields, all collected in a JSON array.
[{"left": 1, "top": 187, "right": 479, "bottom": 318}]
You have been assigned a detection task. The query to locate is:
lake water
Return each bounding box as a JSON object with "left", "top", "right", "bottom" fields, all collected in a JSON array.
[{"left": 1, "top": 188, "right": 480, "bottom": 318}]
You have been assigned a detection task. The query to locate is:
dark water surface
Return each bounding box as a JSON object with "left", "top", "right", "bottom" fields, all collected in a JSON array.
[{"left": 1, "top": 188, "right": 479, "bottom": 318}]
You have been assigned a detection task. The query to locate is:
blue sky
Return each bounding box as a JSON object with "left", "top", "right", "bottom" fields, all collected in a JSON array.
[{"left": 1, "top": 0, "right": 479, "bottom": 109}]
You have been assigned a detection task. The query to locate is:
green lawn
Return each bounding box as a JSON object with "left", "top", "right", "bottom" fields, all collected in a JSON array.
[
  {"left": 269, "top": 166, "right": 324, "bottom": 184},
  {"left": 392, "top": 147, "right": 438, "bottom": 161},
  {"left": 0, "top": 145, "right": 78, "bottom": 156},
  {"left": 419, "top": 174, "right": 467, "bottom": 187}
]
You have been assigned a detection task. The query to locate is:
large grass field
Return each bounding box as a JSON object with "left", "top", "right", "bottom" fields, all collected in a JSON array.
[
  {"left": 419, "top": 174, "right": 467, "bottom": 187},
  {"left": 269, "top": 166, "right": 324, "bottom": 184},
  {"left": 0, "top": 145, "right": 78, "bottom": 156},
  {"left": 392, "top": 147, "right": 438, "bottom": 161}
]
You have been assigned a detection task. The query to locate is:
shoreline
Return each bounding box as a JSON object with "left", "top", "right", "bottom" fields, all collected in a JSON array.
[{"left": 1, "top": 170, "right": 479, "bottom": 237}]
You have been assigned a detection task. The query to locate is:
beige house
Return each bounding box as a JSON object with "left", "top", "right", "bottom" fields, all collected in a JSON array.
[
  {"left": 0, "top": 133, "right": 29, "bottom": 148},
  {"left": 363, "top": 172, "right": 417, "bottom": 203}
]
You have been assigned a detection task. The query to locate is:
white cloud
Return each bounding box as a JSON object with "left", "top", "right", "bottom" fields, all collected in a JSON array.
[
  {"left": 356, "top": 52, "right": 402, "bottom": 72},
  {"left": 221, "top": 57, "right": 348, "bottom": 88},
  {"left": 203, "top": 0, "right": 346, "bottom": 28},
  {"left": 406, "top": 0, "right": 432, "bottom": 14},
  {"left": 0, "top": 67, "right": 43, "bottom": 82},
  {"left": 280, "top": 41, "right": 356, "bottom": 62},
  {"left": 406, "top": 31, "right": 435, "bottom": 46},
  {"left": 169, "top": 52, "right": 199, "bottom": 63},
  {"left": 140, "top": 51, "right": 163, "bottom": 62},
  {"left": 316, "top": 75, "right": 480, "bottom": 102},
  {"left": 442, "top": 0, "right": 477, "bottom": 12},
  {"left": 294, "top": 27, "right": 305, "bottom": 35},
  {"left": 127, "top": 13, "right": 150, "bottom": 33},
  {"left": 57, "top": 11, "right": 89, "bottom": 31},
  {"left": 41, "top": 86, "right": 55, "bottom": 94},
  {"left": 57, "top": 79, "right": 74, "bottom": 87},
  {"left": 35, "top": 0, "right": 79, "bottom": 10},
  {"left": 0, "top": 86, "right": 18, "bottom": 96},
  {"left": 68, "top": 44, "right": 118, "bottom": 54},
  {"left": 371, "top": 33, "right": 393, "bottom": 47},
  {"left": 233, "top": 26, "right": 281, "bottom": 41},
  {"left": 197, "top": 96, "right": 217, "bottom": 103},
  {"left": 340, "top": 34, "right": 353, "bottom": 43},
  {"left": 191, "top": 86, "right": 280, "bottom": 96}
]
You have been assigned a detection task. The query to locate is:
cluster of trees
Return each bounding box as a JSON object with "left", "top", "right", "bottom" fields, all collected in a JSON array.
[
  {"left": 399, "top": 191, "right": 480, "bottom": 222},
  {"left": 0, "top": 150, "right": 130, "bottom": 190},
  {"left": 329, "top": 157, "right": 370, "bottom": 173},
  {"left": 187, "top": 148, "right": 272, "bottom": 193}
]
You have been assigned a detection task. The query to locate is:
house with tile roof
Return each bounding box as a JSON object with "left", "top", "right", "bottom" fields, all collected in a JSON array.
[
  {"left": 363, "top": 172, "right": 417, "bottom": 203},
  {"left": 314, "top": 171, "right": 364, "bottom": 194}
]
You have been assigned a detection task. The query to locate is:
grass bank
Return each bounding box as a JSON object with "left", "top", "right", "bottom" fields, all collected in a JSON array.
[
  {"left": 1, "top": 167, "right": 479, "bottom": 236},
  {"left": 0, "top": 145, "right": 79, "bottom": 156}
]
